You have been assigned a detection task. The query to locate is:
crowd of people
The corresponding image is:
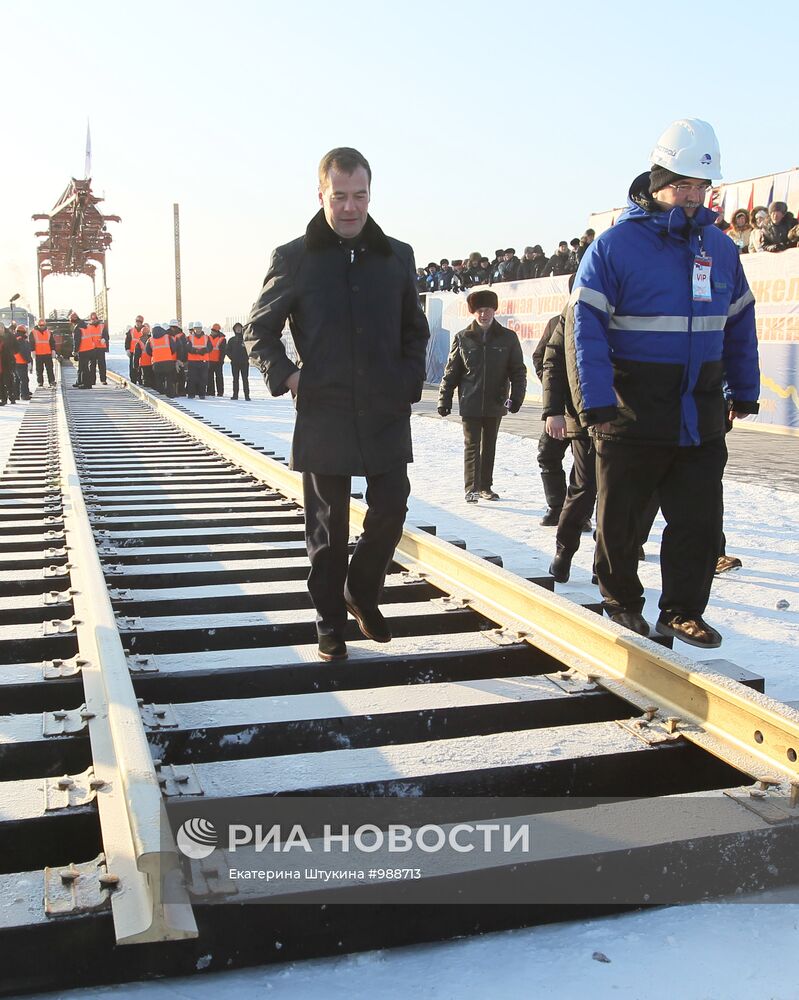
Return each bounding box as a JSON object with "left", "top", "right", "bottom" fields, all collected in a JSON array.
[
  {"left": 417, "top": 235, "right": 595, "bottom": 294},
  {"left": 0, "top": 314, "right": 253, "bottom": 404},
  {"left": 419, "top": 197, "right": 797, "bottom": 297}
]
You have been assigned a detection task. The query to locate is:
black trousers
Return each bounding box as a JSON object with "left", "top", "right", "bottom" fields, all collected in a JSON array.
[
  {"left": 640, "top": 488, "right": 727, "bottom": 555},
  {"left": 206, "top": 362, "right": 224, "bottom": 396},
  {"left": 128, "top": 353, "right": 141, "bottom": 384},
  {"left": 462, "top": 417, "right": 502, "bottom": 493},
  {"left": 537, "top": 430, "right": 572, "bottom": 508},
  {"left": 14, "top": 363, "right": 30, "bottom": 399},
  {"left": 153, "top": 361, "right": 177, "bottom": 397},
  {"left": 231, "top": 363, "right": 250, "bottom": 399},
  {"left": 555, "top": 436, "right": 597, "bottom": 556},
  {"left": 141, "top": 365, "right": 156, "bottom": 389},
  {"left": 186, "top": 362, "right": 207, "bottom": 398},
  {"left": 97, "top": 350, "right": 107, "bottom": 383},
  {"left": 303, "top": 466, "right": 410, "bottom": 634},
  {"left": 35, "top": 355, "right": 55, "bottom": 385},
  {"left": 76, "top": 350, "right": 97, "bottom": 387},
  {"left": 0, "top": 368, "right": 14, "bottom": 403},
  {"left": 594, "top": 437, "right": 727, "bottom": 618}
]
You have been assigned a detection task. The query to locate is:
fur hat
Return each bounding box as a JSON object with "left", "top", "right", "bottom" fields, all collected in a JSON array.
[
  {"left": 769, "top": 201, "right": 788, "bottom": 214},
  {"left": 467, "top": 289, "right": 499, "bottom": 313}
]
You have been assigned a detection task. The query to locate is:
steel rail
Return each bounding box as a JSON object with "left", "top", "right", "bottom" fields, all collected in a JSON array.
[
  {"left": 56, "top": 381, "right": 198, "bottom": 944},
  {"left": 107, "top": 371, "right": 799, "bottom": 791}
]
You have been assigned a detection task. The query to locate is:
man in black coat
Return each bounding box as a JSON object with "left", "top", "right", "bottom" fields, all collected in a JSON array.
[
  {"left": 437, "top": 289, "right": 527, "bottom": 502},
  {"left": 227, "top": 323, "right": 251, "bottom": 400},
  {"left": 543, "top": 242, "right": 573, "bottom": 277},
  {"left": 245, "top": 147, "right": 430, "bottom": 661}
]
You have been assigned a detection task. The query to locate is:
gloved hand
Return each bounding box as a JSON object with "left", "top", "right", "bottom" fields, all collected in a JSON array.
[
  {"left": 437, "top": 406, "right": 451, "bottom": 417},
  {"left": 507, "top": 400, "right": 521, "bottom": 414}
]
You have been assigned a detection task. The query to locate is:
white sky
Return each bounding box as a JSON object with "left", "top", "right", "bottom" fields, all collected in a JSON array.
[{"left": 2, "top": 0, "right": 797, "bottom": 330}]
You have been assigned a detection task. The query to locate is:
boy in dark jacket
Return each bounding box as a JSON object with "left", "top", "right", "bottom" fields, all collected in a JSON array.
[{"left": 438, "top": 289, "right": 527, "bottom": 502}]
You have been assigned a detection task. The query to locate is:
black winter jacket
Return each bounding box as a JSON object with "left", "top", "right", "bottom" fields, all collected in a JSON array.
[
  {"left": 762, "top": 212, "right": 797, "bottom": 252},
  {"left": 438, "top": 320, "right": 527, "bottom": 418},
  {"left": 541, "top": 311, "right": 586, "bottom": 439},
  {"left": 543, "top": 251, "right": 572, "bottom": 277},
  {"left": 246, "top": 210, "right": 429, "bottom": 475},
  {"left": 518, "top": 256, "right": 547, "bottom": 281},
  {"left": 226, "top": 333, "right": 250, "bottom": 366},
  {"left": 532, "top": 314, "right": 560, "bottom": 380}
]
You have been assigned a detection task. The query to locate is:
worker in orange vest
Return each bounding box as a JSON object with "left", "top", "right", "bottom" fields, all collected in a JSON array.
[
  {"left": 186, "top": 322, "right": 211, "bottom": 398},
  {"left": 12, "top": 325, "right": 32, "bottom": 400},
  {"left": 125, "top": 315, "right": 146, "bottom": 383},
  {"left": 134, "top": 324, "right": 155, "bottom": 388},
  {"left": 29, "top": 319, "right": 57, "bottom": 387},
  {"left": 145, "top": 325, "right": 178, "bottom": 397},
  {"left": 70, "top": 312, "right": 97, "bottom": 388},
  {"left": 87, "top": 311, "right": 109, "bottom": 384},
  {"left": 206, "top": 323, "right": 227, "bottom": 396}
]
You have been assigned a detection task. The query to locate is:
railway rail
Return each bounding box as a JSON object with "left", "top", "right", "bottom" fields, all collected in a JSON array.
[{"left": 1, "top": 373, "right": 799, "bottom": 995}]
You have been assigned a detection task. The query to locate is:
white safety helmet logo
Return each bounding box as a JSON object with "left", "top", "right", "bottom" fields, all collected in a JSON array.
[{"left": 650, "top": 118, "right": 722, "bottom": 181}]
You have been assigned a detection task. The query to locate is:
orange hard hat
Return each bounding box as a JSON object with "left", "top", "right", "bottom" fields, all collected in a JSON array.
[{"left": 211, "top": 323, "right": 222, "bottom": 332}]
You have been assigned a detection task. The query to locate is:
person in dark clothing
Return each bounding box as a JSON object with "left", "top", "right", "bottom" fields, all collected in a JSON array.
[
  {"left": 498, "top": 248, "right": 520, "bottom": 283},
  {"left": 185, "top": 322, "right": 210, "bottom": 399},
  {"left": 70, "top": 312, "right": 98, "bottom": 388},
  {"left": 29, "top": 319, "right": 56, "bottom": 387},
  {"left": 436, "top": 259, "right": 454, "bottom": 291},
  {"left": 533, "top": 313, "right": 572, "bottom": 524},
  {"left": 134, "top": 326, "right": 155, "bottom": 388},
  {"left": 12, "top": 327, "right": 32, "bottom": 399},
  {"left": 577, "top": 229, "right": 595, "bottom": 263},
  {"left": 245, "top": 146, "right": 429, "bottom": 662},
  {"left": 145, "top": 326, "right": 179, "bottom": 397},
  {"left": 415, "top": 268, "right": 428, "bottom": 294},
  {"left": 88, "top": 312, "right": 109, "bottom": 384},
  {"left": 227, "top": 322, "right": 251, "bottom": 400},
  {"left": 541, "top": 281, "right": 596, "bottom": 583},
  {"left": 0, "top": 324, "right": 16, "bottom": 405},
  {"left": 566, "top": 118, "right": 759, "bottom": 647},
  {"left": 567, "top": 238, "right": 581, "bottom": 274},
  {"left": 761, "top": 201, "right": 797, "bottom": 252},
  {"left": 125, "top": 316, "right": 146, "bottom": 383},
  {"left": 424, "top": 262, "right": 439, "bottom": 293},
  {"left": 543, "top": 241, "right": 573, "bottom": 277},
  {"left": 518, "top": 245, "right": 548, "bottom": 280},
  {"left": 437, "top": 289, "right": 527, "bottom": 502},
  {"left": 206, "top": 324, "right": 227, "bottom": 396}
]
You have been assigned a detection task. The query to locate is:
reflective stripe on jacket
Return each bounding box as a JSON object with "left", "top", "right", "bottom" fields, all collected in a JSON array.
[
  {"left": 187, "top": 334, "right": 210, "bottom": 362},
  {"left": 149, "top": 334, "right": 177, "bottom": 363},
  {"left": 566, "top": 172, "right": 759, "bottom": 446},
  {"left": 86, "top": 323, "right": 107, "bottom": 351},
  {"left": 208, "top": 334, "right": 225, "bottom": 362},
  {"left": 33, "top": 329, "right": 53, "bottom": 355}
]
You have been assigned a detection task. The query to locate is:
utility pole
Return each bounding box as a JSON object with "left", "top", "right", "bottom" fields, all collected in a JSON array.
[{"left": 173, "top": 203, "right": 182, "bottom": 328}]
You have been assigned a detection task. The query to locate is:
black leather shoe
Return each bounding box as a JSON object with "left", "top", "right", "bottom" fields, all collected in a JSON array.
[
  {"left": 318, "top": 633, "right": 348, "bottom": 661},
  {"left": 549, "top": 551, "right": 572, "bottom": 584},
  {"left": 480, "top": 490, "right": 500, "bottom": 501},
  {"left": 345, "top": 601, "right": 391, "bottom": 643},
  {"left": 609, "top": 610, "right": 650, "bottom": 637},
  {"left": 540, "top": 507, "right": 562, "bottom": 527}
]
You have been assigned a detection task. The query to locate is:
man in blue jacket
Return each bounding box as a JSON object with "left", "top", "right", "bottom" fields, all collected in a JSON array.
[{"left": 566, "top": 119, "right": 759, "bottom": 648}]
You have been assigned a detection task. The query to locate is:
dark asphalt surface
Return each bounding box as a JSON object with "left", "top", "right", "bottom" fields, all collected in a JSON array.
[{"left": 415, "top": 388, "right": 799, "bottom": 495}]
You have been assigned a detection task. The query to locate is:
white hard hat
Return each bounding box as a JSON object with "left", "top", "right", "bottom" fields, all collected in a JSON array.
[
  {"left": 168, "top": 318, "right": 181, "bottom": 328},
  {"left": 189, "top": 321, "right": 203, "bottom": 330},
  {"left": 649, "top": 118, "right": 722, "bottom": 181}
]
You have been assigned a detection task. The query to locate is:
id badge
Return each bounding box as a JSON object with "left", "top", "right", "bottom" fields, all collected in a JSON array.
[{"left": 693, "top": 255, "right": 712, "bottom": 302}]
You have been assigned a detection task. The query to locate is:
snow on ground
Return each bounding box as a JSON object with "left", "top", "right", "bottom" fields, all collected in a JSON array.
[{"left": 12, "top": 354, "right": 798, "bottom": 1000}]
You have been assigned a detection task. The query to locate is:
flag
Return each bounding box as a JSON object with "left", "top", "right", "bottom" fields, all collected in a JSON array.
[{"left": 84, "top": 121, "right": 92, "bottom": 179}]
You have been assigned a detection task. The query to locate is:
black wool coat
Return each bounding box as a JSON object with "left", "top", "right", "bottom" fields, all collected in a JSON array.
[
  {"left": 245, "top": 210, "right": 430, "bottom": 476},
  {"left": 438, "top": 320, "right": 527, "bottom": 418}
]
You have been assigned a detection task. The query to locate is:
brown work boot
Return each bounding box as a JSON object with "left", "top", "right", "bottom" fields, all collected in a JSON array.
[{"left": 656, "top": 613, "right": 721, "bottom": 649}]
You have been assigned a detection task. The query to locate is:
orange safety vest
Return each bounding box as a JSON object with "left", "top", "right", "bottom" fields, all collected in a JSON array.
[
  {"left": 138, "top": 340, "right": 153, "bottom": 367},
  {"left": 129, "top": 327, "right": 144, "bottom": 353},
  {"left": 14, "top": 341, "right": 27, "bottom": 364},
  {"left": 77, "top": 325, "right": 96, "bottom": 352},
  {"left": 33, "top": 328, "right": 53, "bottom": 355},
  {"left": 150, "top": 334, "right": 176, "bottom": 363},
  {"left": 187, "top": 333, "right": 210, "bottom": 362},
  {"left": 86, "top": 322, "right": 107, "bottom": 351},
  {"left": 208, "top": 334, "right": 224, "bottom": 363}
]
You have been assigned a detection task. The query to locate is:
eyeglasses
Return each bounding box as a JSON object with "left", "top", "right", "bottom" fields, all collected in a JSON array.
[{"left": 666, "top": 182, "right": 711, "bottom": 194}]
